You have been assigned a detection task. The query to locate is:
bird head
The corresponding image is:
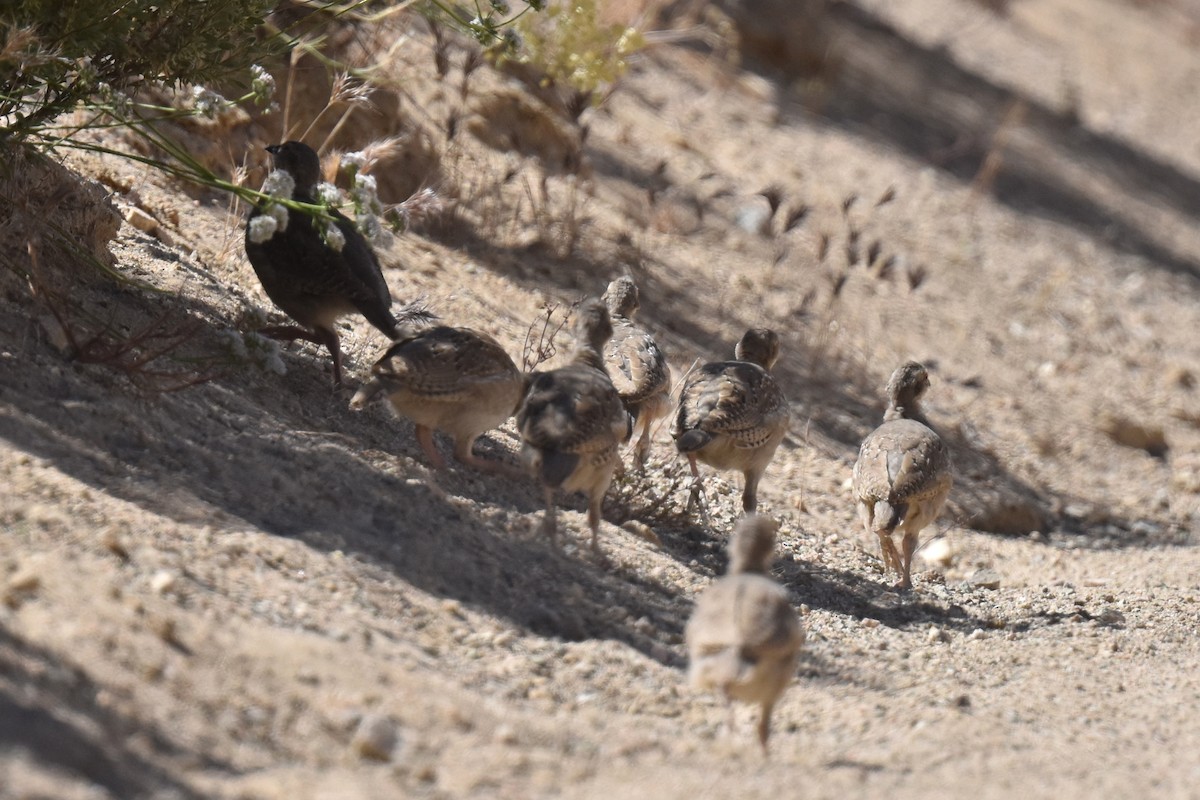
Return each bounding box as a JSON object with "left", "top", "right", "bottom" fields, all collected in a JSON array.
[
  {"left": 728, "top": 514, "right": 780, "bottom": 575},
  {"left": 574, "top": 297, "right": 614, "bottom": 354},
  {"left": 602, "top": 276, "right": 640, "bottom": 319},
  {"left": 884, "top": 361, "right": 931, "bottom": 419},
  {"left": 734, "top": 328, "right": 781, "bottom": 371},
  {"left": 266, "top": 141, "right": 322, "bottom": 195}
]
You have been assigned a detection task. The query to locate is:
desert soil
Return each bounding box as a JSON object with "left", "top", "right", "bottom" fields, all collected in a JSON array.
[{"left": 3, "top": 0, "right": 1200, "bottom": 798}]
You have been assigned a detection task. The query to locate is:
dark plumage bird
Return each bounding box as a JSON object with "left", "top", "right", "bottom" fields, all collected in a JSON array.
[
  {"left": 350, "top": 316, "right": 524, "bottom": 474},
  {"left": 673, "top": 328, "right": 790, "bottom": 515},
  {"left": 602, "top": 277, "right": 672, "bottom": 468},
  {"left": 686, "top": 514, "right": 804, "bottom": 753},
  {"left": 517, "top": 299, "right": 631, "bottom": 553},
  {"left": 244, "top": 140, "right": 398, "bottom": 386},
  {"left": 852, "top": 361, "right": 953, "bottom": 591}
]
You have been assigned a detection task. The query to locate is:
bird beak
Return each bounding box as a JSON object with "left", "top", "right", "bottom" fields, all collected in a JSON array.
[
  {"left": 266, "top": 144, "right": 281, "bottom": 155},
  {"left": 349, "top": 379, "right": 384, "bottom": 410}
]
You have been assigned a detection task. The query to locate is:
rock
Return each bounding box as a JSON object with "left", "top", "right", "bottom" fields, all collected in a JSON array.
[
  {"left": 968, "top": 569, "right": 1002, "bottom": 590},
  {"left": 1097, "top": 411, "right": 1168, "bottom": 457},
  {"left": 7, "top": 566, "right": 41, "bottom": 594},
  {"left": 620, "top": 520, "right": 662, "bottom": 548},
  {"left": 734, "top": 196, "right": 773, "bottom": 235},
  {"left": 150, "top": 570, "right": 178, "bottom": 594},
  {"left": 124, "top": 205, "right": 159, "bottom": 233},
  {"left": 919, "top": 537, "right": 955, "bottom": 567},
  {"left": 351, "top": 714, "right": 400, "bottom": 761}
]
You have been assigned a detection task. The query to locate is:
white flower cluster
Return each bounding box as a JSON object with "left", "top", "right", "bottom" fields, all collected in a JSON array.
[
  {"left": 191, "top": 86, "right": 230, "bottom": 119},
  {"left": 250, "top": 169, "right": 295, "bottom": 243},
  {"left": 243, "top": 331, "right": 288, "bottom": 375},
  {"left": 260, "top": 169, "right": 295, "bottom": 198},
  {"left": 321, "top": 221, "right": 346, "bottom": 252},
  {"left": 328, "top": 155, "right": 392, "bottom": 248},
  {"left": 96, "top": 82, "right": 134, "bottom": 117},
  {"left": 216, "top": 329, "right": 287, "bottom": 375},
  {"left": 340, "top": 151, "right": 368, "bottom": 172},
  {"left": 250, "top": 64, "right": 276, "bottom": 109},
  {"left": 316, "top": 182, "right": 343, "bottom": 207},
  {"left": 247, "top": 215, "right": 278, "bottom": 243},
  {"left": 350, "top": 171, "right": 392, "bottom": 247}
]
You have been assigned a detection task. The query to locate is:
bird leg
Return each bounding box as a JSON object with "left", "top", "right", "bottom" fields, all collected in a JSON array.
[
  {"left": 257, "top": 324, "right": 344, "bottom": 386},
  {"left": 757, "top": 700, "right": 775, "bottom": 756},
  {"left": 898, "top": 529, "right": 919, "bottom": 591},
  {"left": 540, "top": 487, "right": 559, "bottom": 547},
  {"left": 315, "top": 326, "right": 344, "bottom": 388},
  {"left": 685, "top": 454, "right": 712, "bottom": 526},
  {"left": 587, "top": 492, "right": 604, "bottom": 555},
  {"left": 741, "top": 469, "right": 761, "bottom": 513},
  {"left": 632, "top": 416, "right": 652, "bottom": 471},
  {"left": 414, "top": 424, "right": 448, "bottom": 470},
  {"left": 878, "top": 532, "right": 903, "bottom": 582},
  {"left": 257, "top": 324, "right": 323, "bottom": 345},
  {"left": 454, "top": 438, "right": 525, "bottom": 480}
]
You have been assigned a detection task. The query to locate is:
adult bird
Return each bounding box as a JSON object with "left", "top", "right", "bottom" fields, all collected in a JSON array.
[
  {"left": 852, "top": 361, "right": 953, "bottom": 590},
  {"left": 244, "top": 140, "right": 398, "bottom": 386}
]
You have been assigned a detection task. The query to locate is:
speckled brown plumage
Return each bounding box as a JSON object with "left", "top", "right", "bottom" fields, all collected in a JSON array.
[
  {"left": 602, "top": 277, "right": 672, "bottom": 467},
  {"left": 673, "top": 328, "right": 789, "bottom": 514},
  {"left": 852, "top": 361, "right": 953, "bottom": 591},
  {"left": 350, "top": 321, "right": 524, "bottom": 473},
  {"left": 244, "top": 140, "right": 397, "bottom": 386},
  {"left": 517, "top": 299, "right": 631, "bottom": 553},
  {"left": 686, "top": 514, "right": 804, "bottom": 752}
]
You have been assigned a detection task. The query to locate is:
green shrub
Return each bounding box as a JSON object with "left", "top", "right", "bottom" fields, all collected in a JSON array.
[
  {"left": 511, "top": 0, "right": 642, "bottom": 107},
  {"left": 0, "top": 0, "right": 276, "bottom": 141}
]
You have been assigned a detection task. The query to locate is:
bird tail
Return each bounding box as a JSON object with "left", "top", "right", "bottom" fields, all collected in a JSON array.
[
  {"left": 675, "top": 428, "right": 713, "bottom": 453},
  {"left": 872, "top": 500, "right": 907, "bottom": 533},
  {"left": 385, "top": 299, "right": 440, "bottom": 341}
]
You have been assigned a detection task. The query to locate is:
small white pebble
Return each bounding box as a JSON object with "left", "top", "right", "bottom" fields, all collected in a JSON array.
[
  {"left": 150, "top": 570, "right": 177, "bottom": 595},
  {"left": 6, "top": 567, "right": 40, "bottom": 594},
  {"left": 351, "top": 714, "right": 399, "bottom": 761}
]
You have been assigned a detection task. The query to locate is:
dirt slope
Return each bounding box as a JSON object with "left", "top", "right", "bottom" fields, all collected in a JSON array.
[{"left": 3, "top": 1, "right": 1200, "bottom": 798}]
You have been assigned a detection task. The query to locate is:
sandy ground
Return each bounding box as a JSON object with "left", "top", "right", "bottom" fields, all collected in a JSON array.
[{"left": 3, "top": 0, "right": 1200, "bottom": 797}]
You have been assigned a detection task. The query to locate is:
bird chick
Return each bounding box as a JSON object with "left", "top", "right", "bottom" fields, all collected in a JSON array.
[
  {"left": 686, "top": 514, "right": 804, "bottom": 753},
  {"left": 851, "top": 361, "right": 953, "bottom": 590},
  {"left": 517, "top": 299, "right": 631, "bottom": 553},
  {"left": 244, "top": 140, "right": 398, "bottom": 386},
  {"left": 602, "top": 277, "right": 672, "bottom": 468},
  {"left": 350, "top": 313, "right": 524, "bottom": 474},
  {"left": 673, "top": 328, "right": 790, "bottom": 515}
]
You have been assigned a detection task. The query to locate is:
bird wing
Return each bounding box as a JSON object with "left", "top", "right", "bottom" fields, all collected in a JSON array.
[
  {"left": 244, "top": 202, "right": 396, "bottom": 337},
  {"left": 518, "top": 364, "right": 628, "bottom": 455},
  {"left": 604, "top": 322, "right": 671, "bottom": 406},
  {"left": 372, "top": 327, "right": 518, "bottom": 399},
  {"left": 332, "top": 208, "right": 397, "bottom": 336},
  {"left": 853, "top": 418, "right": 952, "bottom": 504},
  {"left": 674, "top": 361, "right": 788, "bottom": 447}
]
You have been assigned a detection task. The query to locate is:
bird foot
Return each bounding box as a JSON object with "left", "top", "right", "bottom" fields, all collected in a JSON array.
[
  {"left": 686, "top": 478, "right": 713, "bottom": 527},
  {"left": 462, "top": 454, "right": 526, "bottom": 481}
]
